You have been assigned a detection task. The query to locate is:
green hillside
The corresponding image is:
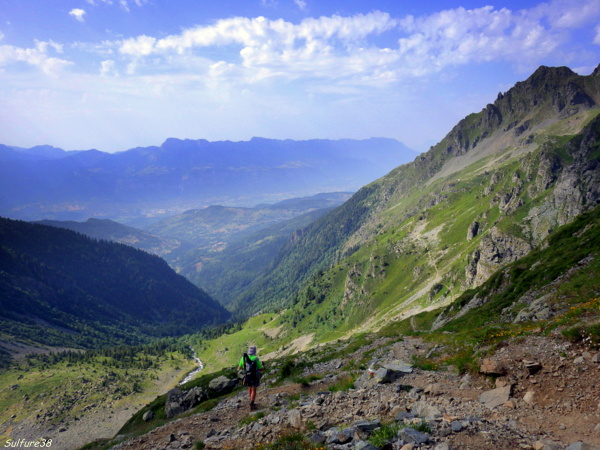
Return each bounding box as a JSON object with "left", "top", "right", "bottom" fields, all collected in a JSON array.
[
  {"left": 180, "top": 207, "right": 337, "bottom": 310},
  {"left": 190, "top": 200, "right": 600, "bottom": 377},
  {"left": 0, "top": 218, "right": 230, "bottom": 363},
  {"left": 226, "top": 65, "right": 600, "bottom": 346}
]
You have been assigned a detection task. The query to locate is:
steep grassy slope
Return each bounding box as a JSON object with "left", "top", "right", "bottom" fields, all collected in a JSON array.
[
  {"left": 228, "top": 65, "right": 600, "bottom": 343},
  {"left": 0, "top": 218, "right": 229, "bottom": 359},
  {"left": 189, "top": 201, "right": 600, "bottom": 377}
]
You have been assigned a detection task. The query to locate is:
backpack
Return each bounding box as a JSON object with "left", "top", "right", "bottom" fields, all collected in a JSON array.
[{"left": 242, "top": 353, "right": 258, "bottom": 385}]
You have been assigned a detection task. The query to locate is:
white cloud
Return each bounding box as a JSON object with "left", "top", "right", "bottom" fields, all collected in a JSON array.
[
  {"left": 86, "top": 0, "right": 113, "bottom": 5},
  {"left": 69, "top": 8, "right": 86, "bottom": 23},
  {"left": 100, "top": 59, "right": 118, "bottom": 76},
  {"left": 111, "top": 2, "right": 600, "bottom": 86},
  {"left": 595, "top": 25, "right": 600, "bottom": 45},
  {"left": 293, "top": 0, "right": 307, "bottom": 11},
  {"left": 260, "top": 0, "right": 278, "bottom": 7},
  {"left": 529, "top": 0, "right": 600, "bottom": 28},
  {"left": 117, "top": 12, "right": 397, "bottom": 83},
  {"left": 0, "top": 40, "right": 71, "bottom": 75}
]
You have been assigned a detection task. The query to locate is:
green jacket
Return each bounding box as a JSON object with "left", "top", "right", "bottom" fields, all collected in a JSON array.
[{"left": 239, "top": 354, "right": 263, "bottom": 370}]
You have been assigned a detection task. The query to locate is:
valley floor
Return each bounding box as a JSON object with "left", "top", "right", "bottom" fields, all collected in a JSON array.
[{"left": 111, "top": 335, "right": 600, "bottom": 449}]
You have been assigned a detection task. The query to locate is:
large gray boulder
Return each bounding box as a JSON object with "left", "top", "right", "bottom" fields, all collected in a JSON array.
[
  {"left": 478, "top": 384, "right": 512, "bottom": 409},
  {"left": 182, "top": 386, "right": 208, "bottom": 409},
  {"left": 165, "top": 388, "right": 185, "bottom": 418},
  {"left": 209, "top": 375, "right": 236, "bottom": 393},
  {"left": 383, "top": 361, "right": 413, "bottom": 374},
  {"left": 355, "top": 361, "right": 413, "bottom": 389}
]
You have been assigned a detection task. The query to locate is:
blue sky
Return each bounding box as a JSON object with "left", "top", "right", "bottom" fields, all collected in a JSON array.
[{"left": 1, "top": 0, "right": 599, "bottom": 153}]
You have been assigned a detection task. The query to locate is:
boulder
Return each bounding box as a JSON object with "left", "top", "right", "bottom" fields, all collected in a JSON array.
[
  {"left": 383, "top": 361, "right": 414, "bottom": 375},
  {"left": 524, "top": 360, "right": 542, "bottom": 375},
  {"left": 353, "top": 419, "right": 382, "bottom": 433},
  {"left": 288, "top": 409, "right": 302, "bottom": 429},
  {"left": 565, "top": 443, "right": 599, "bottom": 450},
  {"left": 326, "top": 427, "right": 354, "bottom": 445},
  {"left": 395, "top": 412, "right": 415, "bottom": 422},
  {"left": 165, "top": 388, "right": 185, "bottom": 419},
  {"left": 356, "top": 361, "right": 414, "bottom": 389},
  {"left": 355, "top": 441, "right": 379, "bottom": 450},
  {"left": 372, "top": 367, "right": 393, "bottom": 384},
  {"left": 480, "top": 358, "right": 507, "bottom": 375},
  {"left": 307, "top": 431, "right": 326, "bottom": 445},
  {"left": 451, "top": 420, "right": 464, "bottom": 432},
  {"left": 424, "top": 383, "right": 444, "bottom": 395},
  {"left": 479, "top": 385, "right": 512, "bottom": 409},
  {"left": 523, "top": 391, "right": 536, "bottom": 405},
  {"left": 398, "top": 427, "right": 430, "bottom": 445},
  {"left": 411, "top": 401, "right": 443, "bottom": 419},
  {"left": 182, "top": 386, "right": 207, "bottom": 409},
  {"left": 142, "top": 410, "right": 154, "bottom": 422},
  {"left": 534, "top": 440, "right": 563, "bottom": 450},
  {"left": 209, "top": 375, "right": 236, "bottom": 393}
]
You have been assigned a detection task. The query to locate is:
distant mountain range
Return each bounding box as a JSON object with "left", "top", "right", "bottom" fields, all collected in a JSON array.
[{"left": 0, "top": 137, "right": 416, "bottom": 223}]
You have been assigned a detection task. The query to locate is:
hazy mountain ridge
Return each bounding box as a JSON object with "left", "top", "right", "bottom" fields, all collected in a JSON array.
[
  {"left": 146, "top": 192, "right": 352, "bottom": 250},
  {"left": 0, "top": 138, "right": 415, "bottom": 222},
  {"left": 226, "top": 65, "right": 600, "bottom": 335}
]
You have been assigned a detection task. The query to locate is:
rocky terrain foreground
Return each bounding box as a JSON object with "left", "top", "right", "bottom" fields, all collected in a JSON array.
[{"left": 113, "top": 335, "right": 600, "bottom": 450}]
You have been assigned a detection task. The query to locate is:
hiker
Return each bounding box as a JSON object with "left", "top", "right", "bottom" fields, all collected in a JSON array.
[{"left": 238, "top": 345, "right": 263, "bottom": 410}]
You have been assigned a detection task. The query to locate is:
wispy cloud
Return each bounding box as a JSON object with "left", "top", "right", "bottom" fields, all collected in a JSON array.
[
  {"left": 294, "top": 0, "right": 307, "bottom": 11},
  {"left": 0, "top": 40, "right": 71, "bottom": 75},
  {"left": 85, "top": 0, "right": 149, "bottom": 12},
  {"left": 86, "top": 0, "right": 113, "bottom": 5},
  {"left": 69, "top": 9, "right": 87, "bottom": 23},
  {"left": 100, "top": 59, "right": 118, "bottom": 76}
]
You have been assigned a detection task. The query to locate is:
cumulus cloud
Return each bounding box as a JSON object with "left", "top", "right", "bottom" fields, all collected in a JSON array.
[
  {"left": 22, "top": 0, "right": 595, "bottom": 89},
  {"left": 112, "top": 0, "right": 600, "bottom": 86},
  {"left": 118, "top": 11, "right": 397, "bottom": 83},
  {"left": 69, "top": 8, "right": 86, "bottom": 22}
]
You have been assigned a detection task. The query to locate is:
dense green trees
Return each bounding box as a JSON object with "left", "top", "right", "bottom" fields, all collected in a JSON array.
[{"left": 0, "top": 217, "right": 229, "bottom": 365}]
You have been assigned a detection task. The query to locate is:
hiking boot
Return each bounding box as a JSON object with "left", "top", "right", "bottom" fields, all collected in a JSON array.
[{"left": 250, "top": 402, "right": 257, "bottom": 411}]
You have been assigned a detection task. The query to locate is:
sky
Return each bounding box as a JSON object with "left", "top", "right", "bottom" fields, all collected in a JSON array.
[{"left": 1, "top": 0, "right": 599, "bottom": 153}]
